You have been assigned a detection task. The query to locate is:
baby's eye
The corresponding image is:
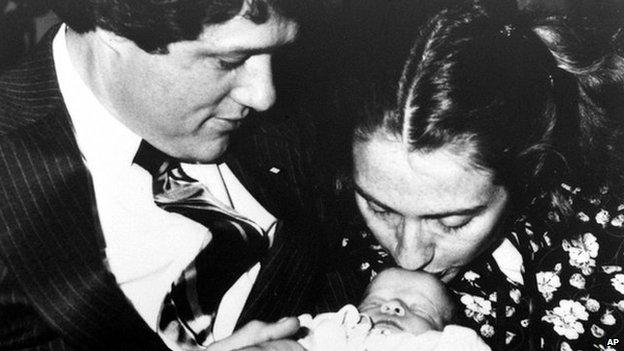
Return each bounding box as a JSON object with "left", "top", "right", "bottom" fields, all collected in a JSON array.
[
  {"left": 359, "top": 301, "right": 376, "bottom": 309},
  {"left": 407, "top": 304, "right": 437, "bottom": 325},
  {"left": 358, "top": 299, "right": 381, "bottom": 311}
]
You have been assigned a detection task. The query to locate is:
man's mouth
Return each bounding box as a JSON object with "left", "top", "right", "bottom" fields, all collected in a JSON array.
[
  {"left": 213, "top": 117, "right": 244, "bottom": 130},
  {"left": 216, "top": 116, "right": 245, "bottom": 122}
]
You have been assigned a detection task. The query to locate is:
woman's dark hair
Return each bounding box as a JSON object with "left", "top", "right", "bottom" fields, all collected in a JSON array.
[
  {"left": 353, "top": 0, "right": 624, "bottom": 215},
  {"left": 533, "top": 16, "right": 624, "bottom": 198},
  {"left": 51, "top": 0, "right": 308, "bottom": 53}
]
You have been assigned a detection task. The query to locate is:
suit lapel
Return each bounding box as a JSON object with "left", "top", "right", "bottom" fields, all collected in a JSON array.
[
  {"left": 223, "top": 125, "right": 304, "bottom": 221},
  {"left": 225, "top": 119, "right": 323, "bottom": 325},
  {"left": 0, "top": 27, "right": 167, "bottom": 350}
]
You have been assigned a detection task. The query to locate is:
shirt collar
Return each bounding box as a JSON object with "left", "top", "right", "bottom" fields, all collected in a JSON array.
[{"left": 53, "top": 24, "right": 142, "bottom": 170}]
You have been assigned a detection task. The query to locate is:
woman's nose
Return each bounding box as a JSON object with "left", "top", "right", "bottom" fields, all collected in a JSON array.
[
  {"left": 394, "top": 221, "right": 434, "bottom": 270},
  {"left": 380, "top": 300, "right": 405, "bottom": 316}
]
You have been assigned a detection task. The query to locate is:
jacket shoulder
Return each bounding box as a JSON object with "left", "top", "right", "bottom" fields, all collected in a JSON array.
[{"left": 0, "top": 26, "right": 63, "bottom": 137}]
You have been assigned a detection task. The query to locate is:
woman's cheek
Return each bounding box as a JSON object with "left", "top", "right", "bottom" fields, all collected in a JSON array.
[
  {"left": 446, "top": 221, "right": 497, "bottom": 264},
  {"left": 363, "top": 216, "right": 397, "bottom": 251}
]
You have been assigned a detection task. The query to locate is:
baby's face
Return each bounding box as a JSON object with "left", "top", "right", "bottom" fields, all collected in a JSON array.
[{"left": 358, "top": 268, "right": 453, "bottom": 336}]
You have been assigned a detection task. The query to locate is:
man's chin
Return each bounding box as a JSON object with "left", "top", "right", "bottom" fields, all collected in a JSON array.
[{"left": 179, "top": 138, "right": 230, "bottom": 164}]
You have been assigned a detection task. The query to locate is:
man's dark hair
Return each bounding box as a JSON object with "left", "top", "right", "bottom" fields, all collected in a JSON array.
[{"left": 51, "top": 0, "right": 307, "bottom": 53}]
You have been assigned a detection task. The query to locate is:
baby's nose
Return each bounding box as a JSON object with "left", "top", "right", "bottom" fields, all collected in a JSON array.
[{"left": 380, "top": 300, "right": 405, "bottom": 316}]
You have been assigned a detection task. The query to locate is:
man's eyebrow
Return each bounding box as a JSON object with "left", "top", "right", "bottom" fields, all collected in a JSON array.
[{"left": 210, "top": 42, "right": 296, "bottom": 56}]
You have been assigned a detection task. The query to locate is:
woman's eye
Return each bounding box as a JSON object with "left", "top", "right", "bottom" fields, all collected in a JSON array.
[
  {"left": 437, "top": 216, "right": 473, "bottom": 233},
  {"left": 368, "top": 202, "right": 392, "bottom": 217}
]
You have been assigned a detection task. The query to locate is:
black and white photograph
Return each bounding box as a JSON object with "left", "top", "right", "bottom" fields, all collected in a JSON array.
[{"left": 0, "top": 0, "right": 623, "bottom": 350}]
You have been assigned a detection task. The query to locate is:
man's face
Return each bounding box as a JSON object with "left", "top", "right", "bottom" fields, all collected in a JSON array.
[
  {"left": 104, "top": 8, "right": 298, "bottom": 162},
  {"left": 358, "top": 268, "right": 454, "bottom": 336}
]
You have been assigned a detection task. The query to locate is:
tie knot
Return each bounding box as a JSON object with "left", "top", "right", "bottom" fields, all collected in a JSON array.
[{"left": 133, "top": 140, "right": 177, "bottom": 177}]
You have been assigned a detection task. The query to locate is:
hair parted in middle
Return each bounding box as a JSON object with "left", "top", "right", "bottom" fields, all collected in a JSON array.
[{"left": 353, "top": 0, "right": 624, "bottom": 213}]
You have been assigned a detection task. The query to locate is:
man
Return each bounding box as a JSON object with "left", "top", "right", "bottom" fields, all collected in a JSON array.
[{"left": 0, "top": 0, "right": 351, "bottom": 349}]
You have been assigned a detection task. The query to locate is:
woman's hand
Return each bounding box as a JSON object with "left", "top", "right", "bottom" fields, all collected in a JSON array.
[{"left": 206, "top": 317, "right": 305, "bottom": 351}]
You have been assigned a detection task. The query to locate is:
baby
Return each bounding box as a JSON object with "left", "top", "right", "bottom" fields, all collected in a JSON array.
[{"left": 298, "top": 268, "right": 489, "bottom": 351}]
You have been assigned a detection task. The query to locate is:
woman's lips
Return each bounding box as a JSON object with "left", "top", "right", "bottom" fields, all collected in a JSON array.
[
  {"left": 434, "top": 270, "right": 447, "bottom": 278},
  {"left": 427, "top": 268, "right": 450, "bottom": 281}
]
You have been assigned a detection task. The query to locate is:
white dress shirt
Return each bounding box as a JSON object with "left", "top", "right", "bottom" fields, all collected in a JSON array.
[{"left": 52, "top": 24, "right": 277, "bottom": 346}]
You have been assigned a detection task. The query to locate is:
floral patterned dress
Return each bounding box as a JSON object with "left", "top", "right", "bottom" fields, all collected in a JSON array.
[{"left": 344, "top": 183, "right": 624, "bottom": 350}]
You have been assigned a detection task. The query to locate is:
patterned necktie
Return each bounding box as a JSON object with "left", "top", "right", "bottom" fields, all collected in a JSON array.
[{"left": 133, "top": 141, "right": 269, "bottom": 347}]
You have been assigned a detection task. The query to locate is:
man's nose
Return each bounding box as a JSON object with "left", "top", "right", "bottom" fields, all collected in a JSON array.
[
  {"left": 394, "top": 220, "right": 434, "bottom": 271},
  {"left": 230, "top": 54, "right": 276, "bottom": 112},
  {"left": 380, "top": 300, "right": 406, "bottom": 316}
]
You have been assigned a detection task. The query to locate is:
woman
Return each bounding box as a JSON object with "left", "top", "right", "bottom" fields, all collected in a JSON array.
[{"left": 339, "top": 1, "right": 624, "bottom": 350}]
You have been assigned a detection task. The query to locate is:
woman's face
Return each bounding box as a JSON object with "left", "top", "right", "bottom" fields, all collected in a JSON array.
[{"left": 353, "top": 133, "right": 509, "bottom": 282}]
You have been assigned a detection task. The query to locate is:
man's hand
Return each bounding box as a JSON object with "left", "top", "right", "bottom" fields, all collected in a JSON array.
[
  {"left": 235, "top": 340, "right": 306, "bottom": 351},
  {"left": 206, "top": 317, "right": 306, "bottom": 351}
]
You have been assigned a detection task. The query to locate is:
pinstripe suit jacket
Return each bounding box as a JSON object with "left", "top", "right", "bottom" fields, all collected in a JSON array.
[{"left": 0, "top": 28, "right": 359, "bottom": 350}]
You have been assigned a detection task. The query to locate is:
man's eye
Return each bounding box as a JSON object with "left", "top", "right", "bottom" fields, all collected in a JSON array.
[{"left": 218, "top": 57, "right": 247, "bottom": 70}]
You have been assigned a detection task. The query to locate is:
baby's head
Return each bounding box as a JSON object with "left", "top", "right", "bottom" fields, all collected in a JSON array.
[{"left": 358, "top": 268, "right": 455, "bottom": 336}]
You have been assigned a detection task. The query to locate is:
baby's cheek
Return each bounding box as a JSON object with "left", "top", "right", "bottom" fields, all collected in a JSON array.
[
  {"left": 312, "top": 321, "right": 351, "bottom": 350},
  {"left": 403, "top": 316, "right": 437, "bottom": 336}
]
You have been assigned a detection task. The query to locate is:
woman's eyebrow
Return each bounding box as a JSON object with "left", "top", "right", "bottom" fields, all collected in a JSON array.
[
  {"left": 354, "top": 184, "right": 397, "bottom": 213},
  {"left": 421, "top": 205, "right": 487, "bottom": 219},
  {"left": 355, "top": 184, "right": 489, "bottom": 218}
]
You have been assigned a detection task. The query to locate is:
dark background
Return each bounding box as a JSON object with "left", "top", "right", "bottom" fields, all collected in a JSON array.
[
  {"left": 3, "top": 1, "right": 623, "bottom": 74},
  {"left": 1, "top": 0, "right": 622, "bottom": 168}
]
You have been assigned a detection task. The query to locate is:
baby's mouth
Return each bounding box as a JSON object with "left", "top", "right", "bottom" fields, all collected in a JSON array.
[{"left": 372, "top": 319, "right": 404, "bottom": 334}]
